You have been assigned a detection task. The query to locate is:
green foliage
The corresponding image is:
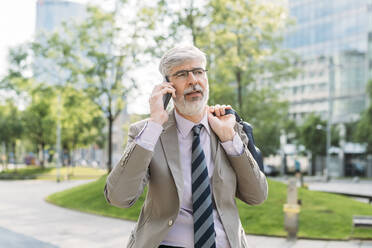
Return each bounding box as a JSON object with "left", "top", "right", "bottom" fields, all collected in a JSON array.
[
  {"left": 0, "top": 166, "right": 53, "bottom": 180},
  {"left": 68, "top": 6, "right": 138, "bottom": 115},
  {"left": 0, "top": 45, "right": 32, "bottom": 93},
  {"left": 297, "top": 185, "right": 372, "bottom": 239},
  {"left": 0, "top": 100, "right": 23, "bottom": 148},
  {"left": 243, "top": 88, "right": 290, "bottom": 156},
  {"left": 298, "top": 114, "right": 326, "bottom": 156},
  {"left": 298, "top": 114, "right": 340, "bottom": 157},
  {"left": 354, "top": 80, "right": 372, "bottom": 153},
  {"left": 47, "top": 177, "right": 372, "bottom": 239},
  {"left": 61, "top": 86, "right": 105, "bottom": 152},
  {"left": 22, "top": 85, "right": 57, "bottom": 155},
  {"left": 0, "top": 166, "right": 105, "bottom": 180},
  {"left": 1, "top": 39, "right": 107, "bottom": 166}
]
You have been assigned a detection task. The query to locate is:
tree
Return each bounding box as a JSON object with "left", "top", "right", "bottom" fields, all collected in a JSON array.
[
  {"left": 0, "top": 100, "right": 23, "bottom": 167},
  {"left": 0, "top": 45, "right": 31, "bottom": 168},
  {"left": 298, "top": 114, "right": 339, "bottom": 175},
  {"left": 35, "top": 6, "right": 142, "bottom": 172},
  {"left": 71, "top": 6, "right": 139, "bottom": 172},
  {"left": 354, "top": 80, "right": 372, "bottom": 154},
  {"left": 299, "top": 114, "right": 327, "bottom": 157},
  {"left": 244, "top": 88, "right": 291, "bottom": 156},
  {"left": 205, "top": 0, "right": 296, "bottom": 109},
  {"left": 61, "top": 86, "right": 105, "bottom": 165},
  {"left": 22, "top": 84, "right": 57, "bottom": 168},
  {"left": 0, "top": 45, "right": 32, "bottom": 93}
]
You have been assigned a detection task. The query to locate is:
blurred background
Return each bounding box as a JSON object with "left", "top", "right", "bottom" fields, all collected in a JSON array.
[{"left": 0, "top": 0, "right": 371, "bottom": 179}]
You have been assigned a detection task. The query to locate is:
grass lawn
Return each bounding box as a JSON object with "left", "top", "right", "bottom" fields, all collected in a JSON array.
[
  {"left": 0, "top": 166, "right": 106, "bottom": 180},
  {"left": 46, "top": 176, "right": 372, "bottom": 240}
]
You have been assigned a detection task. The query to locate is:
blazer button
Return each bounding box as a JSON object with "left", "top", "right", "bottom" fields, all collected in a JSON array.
[{"left": 168, "top": 219, "right": 173, "bottom": 226}]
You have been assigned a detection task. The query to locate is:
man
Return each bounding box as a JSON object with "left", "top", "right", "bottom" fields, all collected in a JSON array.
[
  {"left": 104, "top": 45, "right": 268, "bottom": 248},
  {"left": 294, "top": 156, "right": 303, "bottom": 187}
]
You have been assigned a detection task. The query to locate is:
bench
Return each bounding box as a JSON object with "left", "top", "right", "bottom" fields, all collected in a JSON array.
[{"left": 352, "top": 215, "right": 372, "bottom": 234}]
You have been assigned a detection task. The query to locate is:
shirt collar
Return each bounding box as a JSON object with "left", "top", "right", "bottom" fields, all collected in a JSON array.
[{"left": 174, "top": 108, "right": 210, "bottom": 138}]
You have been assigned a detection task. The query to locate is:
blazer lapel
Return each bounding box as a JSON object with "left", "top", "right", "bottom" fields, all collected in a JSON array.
[
  {"left": 160, "top": 110, "right": 183, "bottom": 202},
  {"left": 210, "top": 129, "right": 222, "bottom": 179}
]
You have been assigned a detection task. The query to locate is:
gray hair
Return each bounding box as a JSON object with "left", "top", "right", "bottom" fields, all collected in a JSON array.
[{"left": 159, "top": 45, "right": 207, "bottom": 77}]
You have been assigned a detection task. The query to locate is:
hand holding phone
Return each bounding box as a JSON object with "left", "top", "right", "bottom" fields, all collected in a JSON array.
[{"left": 149, "top": 78, "right": 175, "bottom": 125}]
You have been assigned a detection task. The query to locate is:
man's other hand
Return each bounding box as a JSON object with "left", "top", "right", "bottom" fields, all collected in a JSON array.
[{"left": 207, "top": 105, "right": 236, "bottom": 142}]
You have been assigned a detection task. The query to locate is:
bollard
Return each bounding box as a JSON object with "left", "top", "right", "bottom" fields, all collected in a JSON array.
[{"left": 283, "top": 178, "right": 300, "bottom": 240}]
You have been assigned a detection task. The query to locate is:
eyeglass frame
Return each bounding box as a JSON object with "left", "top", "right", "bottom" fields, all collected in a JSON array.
[{"left": 167, "top": 68, "right": 208, "bottom": 81}]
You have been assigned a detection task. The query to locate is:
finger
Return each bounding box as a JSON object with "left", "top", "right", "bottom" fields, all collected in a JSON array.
[
  {"left": 207, "top": 110, "right": 217, "bottom": 120},
  {"left": 164, "top": 84, "right": 176, "bottom": 92},
  {"left": 158, "top": 82, "right": 175, "bottom": 92},
  {"left": 157, "top": 83, "right": 176, "bottom": 96},
  {"left": 164, "top": 86, "right": 176, "bottom": 98},
  {"left": 162, "top": 85, "right": 174, "bottom": 91},
  {"left": 221, "top": 105, "right": 226, "bottom": 115},
  {"left": 160, "top": 88, "right": 176, "bottom": 97},
  {"left": 208, "top": 105, "right": 215, "bottom": 113},
  {"left": 215, "top": 104, "right": 221, "bottom": 117}
]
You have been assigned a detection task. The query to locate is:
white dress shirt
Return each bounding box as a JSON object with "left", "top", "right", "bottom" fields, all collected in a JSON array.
[{"left": 135, "top": 110, "right": 243, "bottom": 248}]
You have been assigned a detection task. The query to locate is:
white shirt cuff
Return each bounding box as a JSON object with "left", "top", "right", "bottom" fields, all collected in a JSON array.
[
  {"left": 135, "top": 121, "right": 163, "bottom": 152},
  {"left": 221, "top": 133, "right": 244, "bottom": 156}
]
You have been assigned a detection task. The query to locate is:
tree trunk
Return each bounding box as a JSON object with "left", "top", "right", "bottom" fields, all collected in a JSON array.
[
  {"left": 35, "top": 145, "right": 39, "bottom": 167},
  {"left": 311, "top": 155, "right": 316, "bottom": 176},
  {"left": 107, "top": 116, "right": 113, "bottom": 173},
  {"left": 187, "top": 0, "right": 197, "bottom": 46},
  {"left": 2, "top": 142, "right": 7, "bottom": 170},
  {"left": 12, "top": 142, "right": 17, "bottom": 171},
  {"left": 41, "top": 143, "right": 45, "bottom": 168},
  {"left": 66, "top": 148, "right": 71, "bottom": 166}
]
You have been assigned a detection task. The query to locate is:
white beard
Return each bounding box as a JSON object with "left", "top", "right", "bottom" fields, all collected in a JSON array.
[{"left": 174, "top": 84, "right": 209, "bottom": 116}]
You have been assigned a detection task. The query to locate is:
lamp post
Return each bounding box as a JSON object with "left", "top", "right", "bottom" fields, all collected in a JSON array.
[
  {"left": 316, "top": 124, "right": 327, "bottom": 177},
  {"left": 325, "top": 57, "right": 335, "bottom": 181},
  {"left": 280, "top": 130, "right": 287, "bottom": 176},
  {"left": 56, "top": 93, "right": 62, "bottom": 183}
]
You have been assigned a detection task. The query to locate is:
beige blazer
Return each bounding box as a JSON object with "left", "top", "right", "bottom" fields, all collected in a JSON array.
[{"left": 105, "top": 109, "right": 268, "bottom": 248}]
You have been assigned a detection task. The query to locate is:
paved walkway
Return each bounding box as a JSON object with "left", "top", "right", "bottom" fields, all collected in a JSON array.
[
  {"left": 0, "top": 179, "right": 371, "bottom": 248},
  {"left": 0, "top": 180, "right": 134, "bottom": 248}
]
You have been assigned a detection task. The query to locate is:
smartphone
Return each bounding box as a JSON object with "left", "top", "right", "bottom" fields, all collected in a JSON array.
[{"left": 163, "top": 76, "right": 172, "bottom": 110}]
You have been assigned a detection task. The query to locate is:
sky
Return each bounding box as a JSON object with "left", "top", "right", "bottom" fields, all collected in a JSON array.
[
  {"left": 0, "top": 0, "right": 155, "bottom": 114},
  {"left": 0, "top": 0, "right": 37, "bottom": 77}
]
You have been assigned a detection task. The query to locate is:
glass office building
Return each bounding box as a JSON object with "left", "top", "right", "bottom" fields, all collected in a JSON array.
[
  {"left": 281, "top": 0, "right": 372, "bottom": 124},
  {"left": 34, "top": 0, "right": 86, "bottom": 84},
  {"left": 277, "top": 0, "right": 372, "bottom": 177},
  {"left": 36, "top": 0, "right": 86, "bottom": 33}
]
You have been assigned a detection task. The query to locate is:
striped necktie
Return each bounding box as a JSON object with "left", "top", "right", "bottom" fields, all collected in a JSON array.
[{"left": 191, "top": 124, "right": 216, "bottom": 248}]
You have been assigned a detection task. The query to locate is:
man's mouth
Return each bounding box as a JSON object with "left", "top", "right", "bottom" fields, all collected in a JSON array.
[{"left": 185, "top": 90, "right": 202, "bottom": 97}]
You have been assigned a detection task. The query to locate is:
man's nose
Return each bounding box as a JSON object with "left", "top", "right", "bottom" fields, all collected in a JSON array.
[{"left": 187, "top": 71, "right": 198, "bottom": 84}]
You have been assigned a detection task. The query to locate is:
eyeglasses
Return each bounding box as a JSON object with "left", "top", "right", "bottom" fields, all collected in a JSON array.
[{"left": 169, "top": 68, "right": 208, "bottom": 81}]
